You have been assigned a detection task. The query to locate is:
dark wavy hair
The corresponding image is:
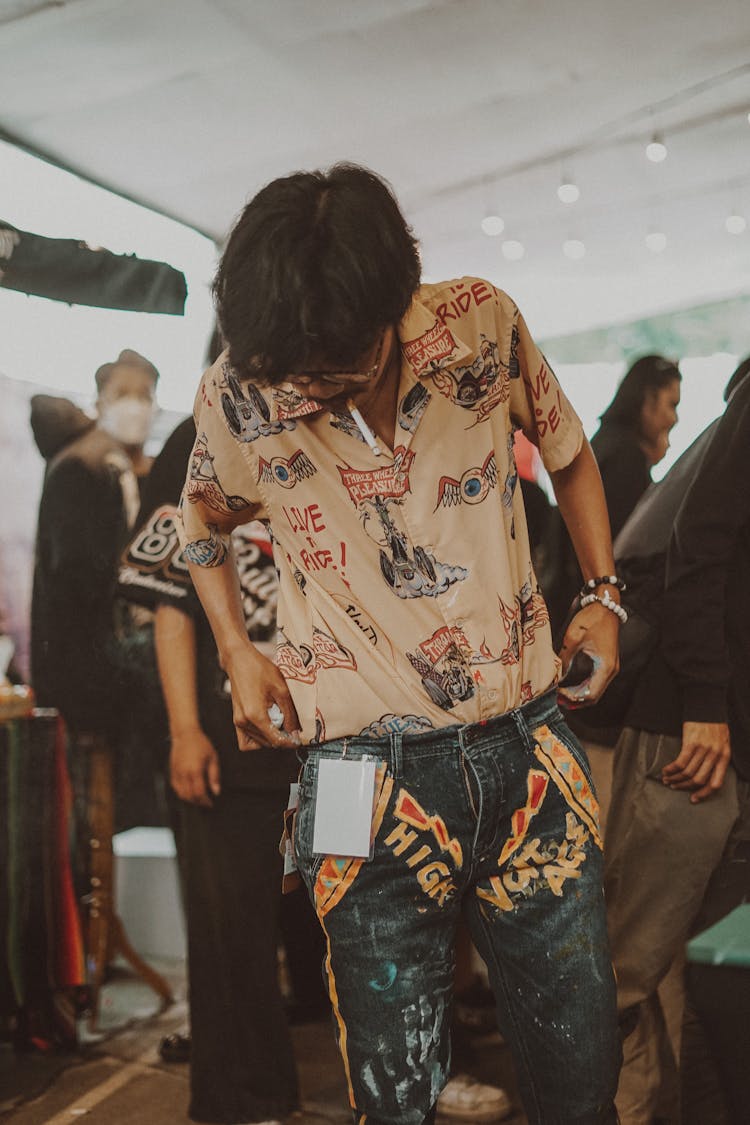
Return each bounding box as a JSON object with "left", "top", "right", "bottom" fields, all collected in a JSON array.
[
  {"left": 214, "top": 163, "right": 421, "bottom": 384},
  {"left": 599, "top": 354, "right": 681, "bottom": 429}
]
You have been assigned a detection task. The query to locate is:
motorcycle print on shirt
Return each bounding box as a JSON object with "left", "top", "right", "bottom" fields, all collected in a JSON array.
[
  {"left": 337, "top": 448, "right": 467, "bottom": 600},
  {"left": 406, "top": 625, "right": 476, "bottom": 711},
  {"left": 218, "top": 364, "right": 295, "bottom": 442}
]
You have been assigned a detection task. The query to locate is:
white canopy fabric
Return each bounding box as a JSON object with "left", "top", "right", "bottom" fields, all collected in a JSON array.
[{"left": 1, "top": 0, "right": 749, "bottom": 339}]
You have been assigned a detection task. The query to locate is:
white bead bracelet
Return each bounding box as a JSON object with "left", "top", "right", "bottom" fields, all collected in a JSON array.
[{"left": 579, "top": 589, "right": 628, "bottom": 624}]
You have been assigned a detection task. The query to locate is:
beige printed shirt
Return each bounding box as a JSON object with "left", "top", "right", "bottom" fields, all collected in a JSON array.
[{"left": 180, "top": 277, "right": 584, "bottom": 744}]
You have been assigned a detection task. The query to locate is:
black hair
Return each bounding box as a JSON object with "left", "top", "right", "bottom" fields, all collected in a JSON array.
[
  {"left": 724, "top": 355, "right": 750, "bottom": 402},
  {"left": 95, "top": 348, "right": 159, "bottom": 393},
  {"left": 599, "top": 354, "right": 681, "bottom": 429},
  {"left": 213, "top": 162, "right": 421, "bottom": 384}
]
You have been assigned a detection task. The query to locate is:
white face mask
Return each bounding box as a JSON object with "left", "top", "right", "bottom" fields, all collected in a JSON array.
[{"left": 98, "top": 397, "right": 154, "bottom": 446}]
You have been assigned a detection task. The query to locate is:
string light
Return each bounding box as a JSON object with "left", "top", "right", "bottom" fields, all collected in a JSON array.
[
  {"left": 725, "top": 214, "right": 747, "bottom": 234},
  {"left": 557, "top": 179, "right": 580, "bottom": 204},
  {"left": 646, "top": 133, "right": 668, "bottom": 163},
  {"left": 471, "top": 83, "right": 750, "bottom": 262},
  {"left": 480, "top": 214, "right": 505, "bottom": 236},
  {"left": 563, "top": 238, "right": 586, "bottom": 260},
  {"left": 645, "top": 231, "right": 667, "bottom": 253},
  {"left": 501, "top": 240, "right": 525, "bottom": 261}
]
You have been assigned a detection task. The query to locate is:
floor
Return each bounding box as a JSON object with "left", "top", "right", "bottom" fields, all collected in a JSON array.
[{"left": 1, "top": 958, "right": 528, "bottom": 1125}]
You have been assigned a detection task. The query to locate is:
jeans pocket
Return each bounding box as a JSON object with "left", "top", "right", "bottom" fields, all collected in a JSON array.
[{"left": 293, "top": 755, "right": 324, "bottom": 888}]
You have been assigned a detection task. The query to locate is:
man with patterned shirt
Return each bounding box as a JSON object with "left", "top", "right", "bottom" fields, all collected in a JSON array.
[{"left": 179, "top": 164, "right": 623, "bottom": 1125}]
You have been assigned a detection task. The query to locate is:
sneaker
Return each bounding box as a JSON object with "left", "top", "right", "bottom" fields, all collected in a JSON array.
[
  {"left": 436, "top": 1074, "right": 512, "bottom": 1122},
  {"left": 158, "top": 1032, "right": 191, "bottom": 1063}
]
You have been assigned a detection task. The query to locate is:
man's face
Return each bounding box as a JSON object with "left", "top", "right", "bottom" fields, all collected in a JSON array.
[
  {"left": 97, "top": 364, "right": 156, "bottom": 447},
  {"left": 287, "top": 326, "right": 393, "bottom": 404},
  {"left": 98, "top": 364, "right": 156, "bottom": 409}
]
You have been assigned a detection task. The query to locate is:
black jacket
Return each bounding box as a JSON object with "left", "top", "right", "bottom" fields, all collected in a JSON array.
[
  {"left": 30, "top": 396, "right": 134, "bottom": 736},
  {"left": 590, "top": 422, "right": 652, "bottom": 542},
  {"left": 625, "top": 376, "right": 750, "bottom": 778}
]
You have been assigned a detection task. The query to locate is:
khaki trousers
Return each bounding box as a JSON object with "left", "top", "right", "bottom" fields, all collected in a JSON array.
[{"left": 603, "top": 728, "right": 740, "bottom": 1125}]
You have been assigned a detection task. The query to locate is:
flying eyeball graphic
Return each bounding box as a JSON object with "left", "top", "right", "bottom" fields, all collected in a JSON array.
[
  {"left": 434, "top": 451, "right": 497, "bottom": 510},
  {"left": 258, "top": 449, "right": 317, "bottom": 488}
]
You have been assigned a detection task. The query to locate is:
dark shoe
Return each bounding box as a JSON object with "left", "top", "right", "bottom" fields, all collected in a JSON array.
[{"left": 159, "top": 1032, "right": 191, "bottom": 1063}]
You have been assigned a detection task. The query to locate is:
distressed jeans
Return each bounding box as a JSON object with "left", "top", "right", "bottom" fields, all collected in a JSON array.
[{"left": 295, "top": 690, "right": 621, "bottom": 1125}]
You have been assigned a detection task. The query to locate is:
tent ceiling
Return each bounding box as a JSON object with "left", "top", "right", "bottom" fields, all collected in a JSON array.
[{"left": 1, "top": 0, "right": 749, "bottom": 339}]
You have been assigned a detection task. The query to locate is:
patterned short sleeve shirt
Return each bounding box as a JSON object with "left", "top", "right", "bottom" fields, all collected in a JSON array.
[{"left": 179, "top": 277, "right": 584, "bottom": 744}]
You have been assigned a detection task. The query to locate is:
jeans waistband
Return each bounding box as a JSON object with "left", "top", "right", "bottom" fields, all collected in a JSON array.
[{"left": 304, "top": 688, "right": 561, "bottom": 778}]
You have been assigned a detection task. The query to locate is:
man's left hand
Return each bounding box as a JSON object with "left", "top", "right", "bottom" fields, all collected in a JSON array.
[
  {"left": 558, "top": 602, "right": 620, "bottom": 706},
  {"left": 661, "top": 721, "right": 731, "bottom": 803}
]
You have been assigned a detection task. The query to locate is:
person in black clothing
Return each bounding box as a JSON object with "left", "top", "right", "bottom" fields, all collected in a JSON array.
[
  {"left": 30, "top": 352, "right": 164, "bottom": 849},
  {"left": 591, "top": 353, "right": 682, "bottom": 540},
  {"left": 604, "top": 357, "right": 750, "bottom": 1125},
  {"left": 30, "top": 351, "right": 158, "bottom": 737},
  {"left": 545, "top": 353, "right": 681, "bottom": 644},
  {"left": 120, "top": 416, "right": 327, "bottom": 1125}
]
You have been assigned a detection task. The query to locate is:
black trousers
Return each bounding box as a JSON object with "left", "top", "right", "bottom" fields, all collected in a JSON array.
[{"left": 180, "top": 786, "right": 301, "bottom": 1124}]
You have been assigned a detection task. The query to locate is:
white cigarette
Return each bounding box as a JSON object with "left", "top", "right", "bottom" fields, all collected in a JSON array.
[{"left": 346, "top": 398, "right": 382, "bottom": 457}]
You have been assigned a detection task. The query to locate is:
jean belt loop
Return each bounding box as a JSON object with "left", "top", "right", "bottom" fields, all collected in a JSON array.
[
  {"left": 510, "top": 705, "right": 530, "bottom": 749},
  {"left": 389, "top": 731, "right": 403, "bottom": 781}
]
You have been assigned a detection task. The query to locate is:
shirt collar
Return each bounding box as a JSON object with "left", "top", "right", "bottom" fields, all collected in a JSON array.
[{"left": 398, "top": 293, "right": 474, "bottom": 379}]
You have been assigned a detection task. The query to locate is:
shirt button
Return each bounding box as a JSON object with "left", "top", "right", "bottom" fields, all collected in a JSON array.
[{"left": 487, "top": 689, "right": 498, "bottom": 702}]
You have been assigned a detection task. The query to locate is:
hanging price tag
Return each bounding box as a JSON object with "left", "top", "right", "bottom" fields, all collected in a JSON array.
[{"left": 312, "top": 757, "right": 377, "bottom": 859}]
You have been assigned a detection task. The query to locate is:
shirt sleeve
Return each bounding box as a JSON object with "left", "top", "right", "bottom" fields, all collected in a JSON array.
[
  {"left": 506, "top": 306, "right": 584, "bottom": 473},
  {"left": 661, "top": 376, "right": 750, "bottom": 723},
  {"left": 178, "top": 361, "right": 266, "bottom": 568}
]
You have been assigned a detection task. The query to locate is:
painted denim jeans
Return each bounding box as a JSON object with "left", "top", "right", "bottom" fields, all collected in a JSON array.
[{"left": 295, "top": 690, "right": 621, "bottom": 1125}]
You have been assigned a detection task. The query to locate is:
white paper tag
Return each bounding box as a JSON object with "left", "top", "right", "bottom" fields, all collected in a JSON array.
[{"left": 312, "top": 757, "right": 377, "bottom": 858}]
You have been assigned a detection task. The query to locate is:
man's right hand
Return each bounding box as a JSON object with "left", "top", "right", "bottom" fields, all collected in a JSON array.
[
  {"left": 661, "top": 721, "right": 732, "bottom": 803},
  {"left": 170, "top": 727, "right": 221, "bottom": 807},
  {"left": 223, "top": 642, "right": 301, "bottom": 751}
]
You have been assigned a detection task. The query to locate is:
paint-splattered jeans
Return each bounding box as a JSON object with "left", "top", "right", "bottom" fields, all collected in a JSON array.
[{"left": 294, "top": 689, "right": 621, "bottom": 1125}]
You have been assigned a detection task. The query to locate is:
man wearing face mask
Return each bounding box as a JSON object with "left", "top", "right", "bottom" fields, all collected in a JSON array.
[
  {"left": 31, "top": 348, "right": 158, "bottom": 755},
  {"left": 30, "top": 348, "right": 167, "bottom": 1018}
]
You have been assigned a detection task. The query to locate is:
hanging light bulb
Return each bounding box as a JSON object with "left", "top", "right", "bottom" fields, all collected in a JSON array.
[
  {"left": 557, "top": 179, "right": 580, "bottom": 204},
  {"left": 480, "top": 214, "right": 505, "bottom": 237},
  {"left": 562, "top": 238, "right": 586, "bottom": 260},
  {"left": 645, "top": 231, "right": 667, "bottom": 253},
  {"left": 646, "top": 133, "right": 668, "bottom": 163},
  {"left": 501, "top": 240, "right": 525, "bottom": 261},
  {"left": 725, "top": 214, "right": 747, "bottom": 235}
]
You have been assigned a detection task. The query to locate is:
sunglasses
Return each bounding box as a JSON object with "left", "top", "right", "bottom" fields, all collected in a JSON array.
[{"left": 290, "top": 330, "right": 385, "bottom": 386}]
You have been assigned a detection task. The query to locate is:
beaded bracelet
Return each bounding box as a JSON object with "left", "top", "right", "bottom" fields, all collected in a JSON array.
[
  {"left": 580, "top": 574, "right": 627, "bottom": 596},
  {"left": 579, "top": 589, "right": 629, "bottom": 624}
]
